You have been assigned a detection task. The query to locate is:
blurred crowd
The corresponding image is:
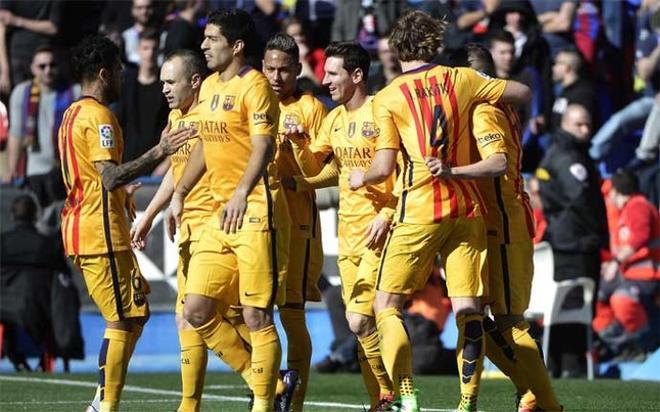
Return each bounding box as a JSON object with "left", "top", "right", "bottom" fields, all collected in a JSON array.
[{"left": 0, "top": 0, "right": 657, "bottom": 376}]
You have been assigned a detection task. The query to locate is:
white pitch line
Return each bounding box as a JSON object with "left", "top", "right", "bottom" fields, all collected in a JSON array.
[{"left": 0, "top": 375, "right": 453, "bottom": 411}]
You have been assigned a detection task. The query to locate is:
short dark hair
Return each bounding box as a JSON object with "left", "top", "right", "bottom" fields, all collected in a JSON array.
[
  {"left": 265, "top": 33, "right": 299, "bottom": 64},
  {"left": 467, "top": 43, "right": 496, "bottom": 77},
  {"left": 139, "top": 28, "right": 160, "bottom": 43},
  {"left": 207, "top": 9, "right": 257, "bottom": 57},
  {"left": 486, "top": 30, "right": 515, "bottom": 49},
  {"left": 324, "top": 41, "right": 370, "bottom": 78},
  {"left": 556, "top": 46, "right": 583, "bottom": 74},
  {"left": 72, "top": 34, "right": 121, "bottom": 83},
  {"left": 612, "top": 170, "right": 639, "bottom": 196},
  {"left": 11, "top": 195, "right": 37, "bottom": 223},
  {"left": 164, "top": 49, "right": 206, "bottom": 79},
  {"left": 33, "top": 44, "right": 54, "bottom": 57}
]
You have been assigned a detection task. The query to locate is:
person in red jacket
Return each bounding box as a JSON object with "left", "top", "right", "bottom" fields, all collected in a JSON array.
[{"left": 594, "top": 170, "right": 659, "bottom": 360}]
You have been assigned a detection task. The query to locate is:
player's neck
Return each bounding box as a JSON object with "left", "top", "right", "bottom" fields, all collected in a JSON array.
[
  {"left": 180, "top": 93, "right": 199, "bottom": 115},
  {"left": 81, "top": 82, "right": 108, "bottom": 106},
  {"left": 218, "top": 57, "right": 246, "bottom": 82},
  {"left": 400, "top": 60, "right": 430, "bottom": 73},
  {"left": 344, "top": 85, "right": 367, "bottom": 112}
]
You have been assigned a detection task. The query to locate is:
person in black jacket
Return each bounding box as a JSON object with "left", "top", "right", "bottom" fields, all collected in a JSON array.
[
  {"left": 0, "top": 194, "right": 70, "bottom": 371},
  {"left": 535, "top": 103, "right": 609, "bottom": 378}
]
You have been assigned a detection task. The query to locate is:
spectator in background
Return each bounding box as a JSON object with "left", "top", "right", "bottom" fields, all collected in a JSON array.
[
  {"left": 551, "top": 47, "right": 598, "bottom": 131},
  {"left": 163, "top": 0, "right": 206, "bottom": 57},
  {"left": 117, "top": 29, "right": 169, "bottom": 176},
  {"left": 0, "top": 0, "right": 62, "bottom": 86},
  {"left": 594, "top": 171, "right": 659, "bottom": 360},
  {"left": 453, "top": 0, "right": 501, "bottom": 42},
  {"left": 367, "top": 37, "right": 400, "bottom": 94},
  {"left": 0, "top": 195, "right": 70, "bottom": 372},
  {"left": 284, "top": 16, "right": 325, "bottom": 84},
  {"left": 122, "top": 0, "right": 166, "bottom": 65},
  {"left": 3, "top": 46, "right": 80, "bottom": 207},
  {"left": 530, "top": 0, "right": 578, "bottom": 57},
  {"left": 589, "top": 1, "right": 660, "bottom": 164},
  {"left": 536, "top": 104, "right": 609, "bottom": 378}
]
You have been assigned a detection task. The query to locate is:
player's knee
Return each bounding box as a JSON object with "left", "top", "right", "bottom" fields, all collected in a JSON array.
[
  {"left": 243, "top": 306, "right": 273, "bottom": 331},
  {"left": 452, "top": 297, "right": 482, "bottom": 317},
  {"left": 183, "top": 299, "right": 215, "bottom": 328},
  {"left": 346, "top": 312, "right": 375, "bottom": 337},
  {"left": 175, "top": 313, "right": 194, "bottom": 331},
  {"left": 373, "top": 291, "right": 406, "bottom": 314}
]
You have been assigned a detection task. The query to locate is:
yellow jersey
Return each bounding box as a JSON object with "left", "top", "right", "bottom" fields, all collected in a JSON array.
[
  {"left": 471, "top": 103, "right": 535, "bottom": 243},
  {"left": 276, "top": 92, "right": 327, "bottom": 237},
  {"left": 169, "top": 105, "right": 214, "bottom": 243},
  {"left": 374, "top": 64, "right": 507, "bottom": 224},
  {"left": 197, "top": 66, "right": 288, "bottom": 231},
  {"left": 305, "top": 96, "right": 395, "bottom": 256},
  {"left": 58, "top": 97, "right": 131, "bottom": 256}
]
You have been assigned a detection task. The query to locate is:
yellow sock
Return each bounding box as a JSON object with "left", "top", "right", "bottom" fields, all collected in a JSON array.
[
  {"left": 99, "top": 328, "right": 131, "bottom": 412},
  {"left": 357, "top": 343, "right": 380, "bottom": 406},
  {"left": 280, "top": 307, "right": 311, "bottom": 411},
  {"left": 456, "top": 313, "right": 485, "bottom": 400},
  {"left": 178, "top": 330, "right": 208, "bottom": 412},
  {"left": 483, "top": 317, "right": 528, "bottom": 394},
  {"left": 193, "top": 315, "right": 253, "bottom": 388},
  {"left": 250, "top": 324, "right": 282, "bottom": 408},
  {"left": 358, "top": 330, "right": 394, "bottom": 401},
  {"left": 511, "top": 321, "right": 561, "bottom": 411},
  {"left": 376, "top": 308, "right": 414, "bottom": 397}
]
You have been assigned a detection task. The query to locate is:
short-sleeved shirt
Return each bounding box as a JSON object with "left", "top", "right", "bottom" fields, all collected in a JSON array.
[
  {"left": 374, "top": 64, "right": 506, "bottom": 224},
  {"left": 311, "top": 96, "right": 395, "bottom": 256},
  {"left": 471, "top": 103, "right": 535, "bottom": 244},
  {"left": 168, "top": 105, "right": 214, "bottom": 243},
  {"left": 9, "top": 81, "right": 80, "bottom": 176},
  {"left": 197, "top": 67, "right": 287, "bottom": 231},
  {"left": 276, "top": 92, "right": 327, "bottom": 236},
  {"left": 58, "top": 97, "right": 130, "bottom": 256}
]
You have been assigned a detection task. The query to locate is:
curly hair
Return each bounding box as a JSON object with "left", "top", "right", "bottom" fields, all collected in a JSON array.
[
  {"left": 389, "top": 10, "right": 446, "bottom": 62},
  {"left": 72, "top": 34, "right": 121, "bottom": 83}
]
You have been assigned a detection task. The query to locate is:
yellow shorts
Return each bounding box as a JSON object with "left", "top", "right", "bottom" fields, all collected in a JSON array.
[
  {"left": 73, "top": 250, "right": 150, "bottom": 322},
  {"left": 337, "top": 249, "right": 381, "bottom": 317},
  {"left": 186, "top": 224, "right": 289, "bottom": 309},
  {"left": 377, "top": 217, "right": 487, "bottom": 297},
  {"left": 485, "top": 237, "right": 533, "bottom": 315},
  {"left": 283, "top": 234, "right": 323, "bottom": 306}
]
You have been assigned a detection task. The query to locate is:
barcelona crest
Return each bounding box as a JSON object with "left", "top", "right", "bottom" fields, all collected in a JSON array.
[
  {"left": 283, "top": 114, "right": 299, "bottom": 129},
  {"left": 361, "top": 122, "right": 378, "bottom": 138},
  {"left": 223, "top": 95, "right": 236, "bottom": 111},
  {"left": 348, "top": 121, "right": 356, "bottom": 138}
]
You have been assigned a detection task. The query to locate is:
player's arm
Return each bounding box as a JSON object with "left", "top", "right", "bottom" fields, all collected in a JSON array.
[
  {"left": 500, "top": 80, "right": 532, "bottom": 105},
  {"left": 131, "top": 167, "right": 175, "bottom": 249},
  {"left": 171, "top": 139, "right": 206, "bottom": 227},
  {"left": 350, "top": 93, "right": 400, "bottom": 189},
  {"left": 221, "top": 134, "right": 273, "bottom": 233},
  {"left": 427, "top": 153, "right": 506, "bottom": 179},
  {"left": 287, "top": 118, "right": 333, "bottom": 177},
  {"left": 95, "top": 124, "right": 194, "bottom": 191},
  {"left": 290, "top": 159, "right": 339, "bottom": 191},
  {"left": 464, "top": 68, "right": 531, "bottom": 106}
]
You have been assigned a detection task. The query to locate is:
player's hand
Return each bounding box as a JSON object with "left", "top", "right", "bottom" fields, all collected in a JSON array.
[
  {"left": 365, "top": 215, "right": 390, "bottom": 250},
  {"left": 281, "top": 176, "right": 296, "bottom": 190},
  {"left": 282, "top": 124, "right": 308, "bottom": 145},
  {"left": 349, "top": 169, "right": 365, "bottom": 190},
  {"left": 425, "top": 156, "right": 452, "bottom": 178},
  {"left": 158, "top": 122, "right": 196, "bottom": 155},
  {"left": 221, "top": 191, "right": 247, "bottom": 234},
  {"left": 130, "top": 216, "right": 152, "bottom": 250},
  {"left": 170, "top": 192, "right": 184, "bottom": 228},
  {"left": 163, "top": 207, "right": 177, "bottom": 242},
  {"left": 124, "top": 182, "right": 141, "bottom": 222}
]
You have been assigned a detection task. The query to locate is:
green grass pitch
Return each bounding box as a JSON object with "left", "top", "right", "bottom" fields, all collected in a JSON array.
[{"left": 1, "top": 372, "right": 659, "bottom": 411}]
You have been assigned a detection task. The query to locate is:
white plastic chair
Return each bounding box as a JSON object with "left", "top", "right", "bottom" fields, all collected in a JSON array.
[{"left": 525, "top": 241, "right": 596, "bottom": 380}]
